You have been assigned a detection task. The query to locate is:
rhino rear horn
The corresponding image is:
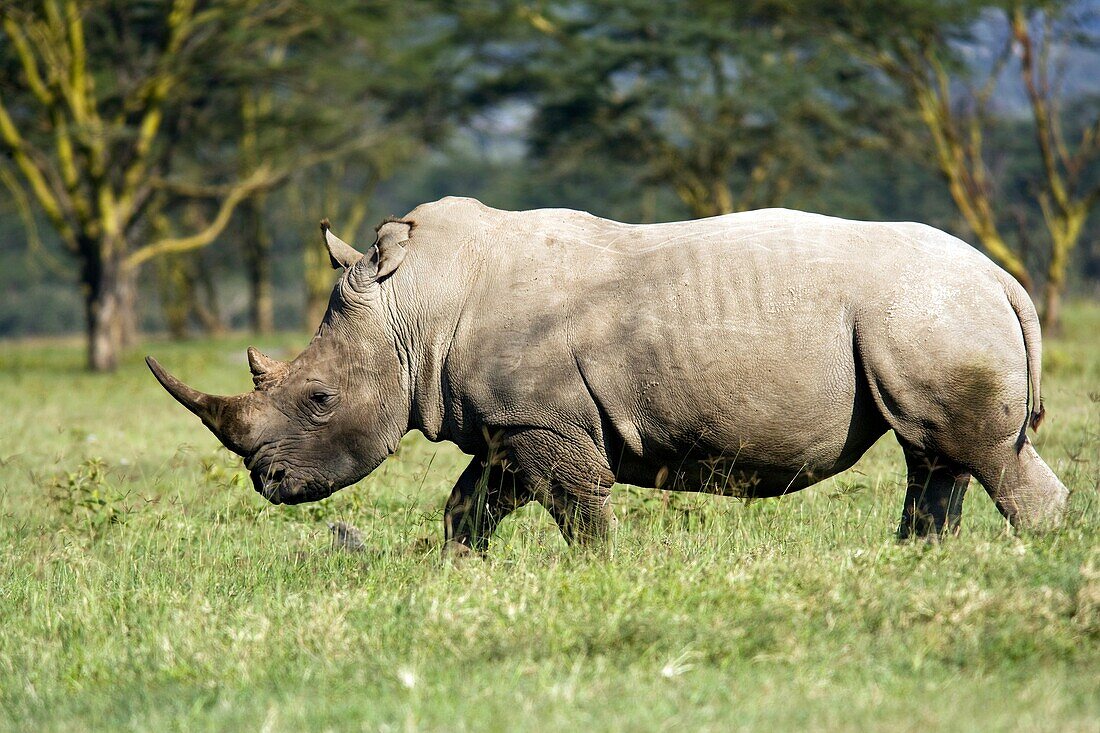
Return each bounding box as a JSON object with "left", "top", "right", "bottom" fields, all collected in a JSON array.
[
  {"left": 246, "top": 346, "right": 287, "bottom": 387},
  {"left": 320, "top": 218, "right": 364, "bottom": 270}
]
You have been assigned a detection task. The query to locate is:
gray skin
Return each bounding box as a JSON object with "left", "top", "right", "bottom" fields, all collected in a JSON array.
[{"left": 148, "top": 197, "right": 1069, "bottom": 555}]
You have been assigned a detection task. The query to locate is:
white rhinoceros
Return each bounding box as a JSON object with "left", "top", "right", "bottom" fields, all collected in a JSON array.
[{"left": 148, "top": 197, "right": 1068, "bottom": 552}]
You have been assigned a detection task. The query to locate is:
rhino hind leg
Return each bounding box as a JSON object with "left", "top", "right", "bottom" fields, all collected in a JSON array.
[
  {"left": 967, "top": 437, "right": 1069, "bottom": 531},
  {"left": 442, "top": 454, "right": 533, "bottom": 557},
  {"left": 898, "top": 444, "right": 970, "bottom": 540},
  {"left": 855, "top": 319, "right": 1067, "bottom": 533}
]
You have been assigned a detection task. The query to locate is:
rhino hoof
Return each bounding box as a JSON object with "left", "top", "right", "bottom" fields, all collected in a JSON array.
[{"left": 441, "top": 540, "right": 478, "bottom": 561}]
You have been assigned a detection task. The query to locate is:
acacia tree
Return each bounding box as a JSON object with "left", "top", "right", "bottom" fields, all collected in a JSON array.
[
  {"left": 150, "top": 201, "right": 227, "bottom": 339},
  {"left": 0, "top": 1, "right": 289, "bottom": 369},
  {"left": 824, "top": 0, "right": 1100, "bottom": 332},
  {"left": 1010, "top": 4, "right": 1100, "bottom": 329},
  {"left": 297, "top": 164, "right": 372, "bottom": 328},
  {"left": 293, "top": 161, "right": 373, "bottom": 329},
  {"left": 454, "top": 0, "right": 887, "bottom": 218},
  {"left": 0, "top": 0, "right": 410, "bottom": 368},
  {"left": 215, "top": 0, "right": 449, "bottom": 336}
]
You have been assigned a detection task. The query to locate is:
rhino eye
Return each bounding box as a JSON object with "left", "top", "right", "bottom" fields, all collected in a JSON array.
[{"left": 309, "top": 391, "right": 335, "bottom": 407}]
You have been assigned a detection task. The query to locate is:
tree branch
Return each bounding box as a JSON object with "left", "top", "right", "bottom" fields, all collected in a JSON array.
[
  {"left": 116, "top": 0, "right": 199, "bottom": 223},
  {"left": 1085, "top": 182, "right": 1100, "bottom": 211},
  {"left": 124, "top": 165, "right": 282, "bottom": 268},
  {"left": 0, "top": 161, "right": 74, "bottom": 272},
  {"left": 0, "top": 90, "right": 77, "bottom": 247},
  {"left": 1013, "top": 6, "right": 1070, "bottom": 213},
  {"left": 2, "top": 17, "right": 55, "bottom": 106}
]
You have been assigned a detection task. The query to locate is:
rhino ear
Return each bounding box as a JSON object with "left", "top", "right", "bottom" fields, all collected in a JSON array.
[
  {"left": 371, "top": 219, "right": 412, "bottom": 281},
  {"left": 320, "top": 219, "right": 364, "bottom": 270}
]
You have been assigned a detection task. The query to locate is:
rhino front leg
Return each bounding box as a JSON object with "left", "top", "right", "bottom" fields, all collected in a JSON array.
[
  {"left": 443, "top": 454, "right": 531, "bottom": 557},
  {"left": 540, "top": 487, "right": 615, "bottom": 547},
  {"left": 507, "top": 428, "right": 617, "bottom": 547}
]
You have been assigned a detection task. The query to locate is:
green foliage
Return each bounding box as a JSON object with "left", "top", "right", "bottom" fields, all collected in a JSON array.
[
  {"left": 199, "top": 449, "right": 250, "bottom": 493},
  {"left": 48, "top": 458, "right": 130, "bottom": 537},
  {"left": 1, "top": 1, "right": 1099, "bottom": 342},
  {"left": 0, "top": 304, "right": 1098, "bottom": 730},
  {"left": 452, "top": 0, "right": 890, "bottom": 216}
]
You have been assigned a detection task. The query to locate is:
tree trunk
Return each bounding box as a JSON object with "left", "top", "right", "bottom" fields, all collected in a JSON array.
[
  {"left": 679, "top": 176, "right": 737, "bottom": 219},
  {"left": 1039, "top": 211, "right": 1084, "bottom": 338},
  {"left": 641, "top": 186, "right": 657, "bottom": 224},
  {"left": 302, "top": 168, "right": 371, "bottom": 329},
  {"left": 193, "top": 254, "right": 226, "bottom": 335},
  {"left": 1041, "top": 280, "right": 1063, "bottom": 338},
  {"left": 156, "top": 252, "right": 228, "bottom": 338},
  {"left": 244, "top": 196, "right": 274, "bottom": 334},
  {"left": 80, "top": 240, "right": 125, "bottom": 372},
  {"left": 303, "top": 291, "right": 328, "bottom": 331},
  {"left": 116, "top": 269, "right": 139, "bottom": 347},
  {"left": 86, "top": 288, "right": 123, "bottom": 371}
]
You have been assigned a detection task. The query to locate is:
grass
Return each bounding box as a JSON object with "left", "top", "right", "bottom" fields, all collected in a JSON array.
[{"left": 1, "top": 303, "right": 1098, "bottom": 732}]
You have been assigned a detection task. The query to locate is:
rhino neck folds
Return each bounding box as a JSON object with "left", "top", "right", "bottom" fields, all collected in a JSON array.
[{"left": 375, "top": 267, "right": 452, "bottom": 443}]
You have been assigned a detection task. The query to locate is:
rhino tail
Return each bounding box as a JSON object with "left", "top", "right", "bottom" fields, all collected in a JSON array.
[{"left": 995, "top": 269, "right": 1045, "bottom": 439}]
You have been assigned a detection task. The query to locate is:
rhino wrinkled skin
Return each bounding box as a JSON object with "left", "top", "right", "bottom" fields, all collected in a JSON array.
[{"left": 148, "top": 197, "right": 1069, "bottom": 553}]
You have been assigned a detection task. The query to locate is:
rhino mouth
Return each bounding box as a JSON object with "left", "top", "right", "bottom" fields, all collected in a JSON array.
[
  {"left": 275, "top": 486, "right": 334, "bottom": 505},
  {"left": 249, "top": 467, "right": 333, "bottom": 505},
  {"left": 250, "top": 467, "right": 283, "bottom": 503}
]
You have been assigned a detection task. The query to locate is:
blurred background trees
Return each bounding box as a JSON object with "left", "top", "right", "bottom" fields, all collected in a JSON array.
[
  {"left": 0, "top": 0, "right": 299, "bottom": 369},
  {"left": 1, "top": 0, "right": 1098, "bottom": 368},
  {"left": 453, "top": 0, "right": 891, "bottom": 217},
  {"left": 0, "top": 0, "right": 447, "bottom": 368},
  {"left": 821, "top": 0, "right": 1100, "bottom": 333}
]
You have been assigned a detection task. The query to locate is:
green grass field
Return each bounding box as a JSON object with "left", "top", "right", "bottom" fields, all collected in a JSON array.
[{"left": 1, "top": 304, "right": 1098, "bottom": 732}]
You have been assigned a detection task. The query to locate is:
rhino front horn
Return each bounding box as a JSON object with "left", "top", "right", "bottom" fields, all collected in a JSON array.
[{"left": 145, "top": 356, "right": 251, "bottom": 455}]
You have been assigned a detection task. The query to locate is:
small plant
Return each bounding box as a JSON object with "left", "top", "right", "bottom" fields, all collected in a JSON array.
[
  {"left": 827, "top": 478, "right": 871, "bottom": 501},
  {"left": 49, "top": 457, "right": 129, "bottom": 536},
  {"left": 284, "top": 484, "right": 374, "bottom": 524},
  {"left": 200, "top": 450, "right": 251, "bottom": 492}
]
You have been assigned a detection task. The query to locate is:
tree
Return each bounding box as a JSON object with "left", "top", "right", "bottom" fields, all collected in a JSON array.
[
  {"left": 1009, "top": 4, "right": 1100, "bottom": 330},
  {"left": 824, "top": 0, "right": 1100, "bottom": 332},
  {"left": 452, "top": 0, "right": 888, "bottom": 218},
  {"left": 288, "top": 135, "right": 420, "bottom": 328},
  {"left": 296, "top": 163, "right": 373, "bottom": 328},
  {"left": 0, "top": 0, "right": 435, "bottom": 367},
  {"left": 151, "top": 203, "right": 226, "bottom": 339},
  {"left": 198, "top": 0, "right": 451, "bottom": 335},
  {"left": 0, "top": 1, "right": 288, "bottom": 369}
]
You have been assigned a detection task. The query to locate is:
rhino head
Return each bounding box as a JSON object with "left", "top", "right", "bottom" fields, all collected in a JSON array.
[{"left": 147, "top": 219, "right": 412, "bottom": 504}]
